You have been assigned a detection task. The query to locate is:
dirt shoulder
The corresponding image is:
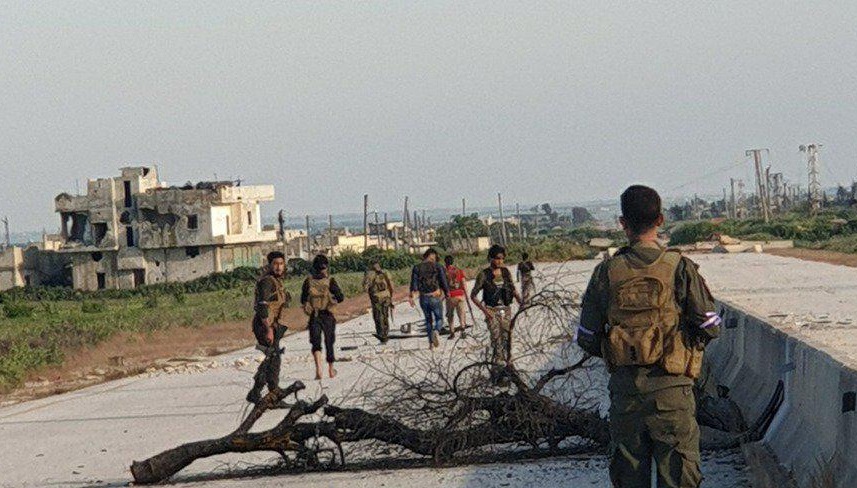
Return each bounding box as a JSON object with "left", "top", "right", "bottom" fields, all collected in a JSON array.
[
  {"left": 766, "top": 247, "right": 857, "bottom": 268},
  {"left": 0, "top": 284, "right": 413, "bottom": 406}
]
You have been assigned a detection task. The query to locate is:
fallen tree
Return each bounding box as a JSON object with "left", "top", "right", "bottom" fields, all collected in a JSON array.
[{"left": 130, "top": 267, "right": 758, "bottom": 484}]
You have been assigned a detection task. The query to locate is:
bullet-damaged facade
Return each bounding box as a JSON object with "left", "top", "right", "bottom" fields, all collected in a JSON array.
[{"left": 54, "top": 166, "right": 279, "bottom": 291}]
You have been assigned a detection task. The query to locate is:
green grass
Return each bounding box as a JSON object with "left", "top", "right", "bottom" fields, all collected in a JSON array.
[
  {"left": 0, "top": 269, "right": 414, "bottom": 393},
  {"left": 668, "top": 211, "right": 857, "bottom": 247}
]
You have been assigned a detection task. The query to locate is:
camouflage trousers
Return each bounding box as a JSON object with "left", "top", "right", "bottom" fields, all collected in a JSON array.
[
  {"left": 486, "top": 305, "right": 512, "bottom": 365},
  {"left": 250, "top": 319, "right": 287, "bottom": 395},
  {"left": 609, "top": 385, "right": 702, "bottom": 488},
  {"left": 371, "top": 298, "right": 392, "bottom": 341}
]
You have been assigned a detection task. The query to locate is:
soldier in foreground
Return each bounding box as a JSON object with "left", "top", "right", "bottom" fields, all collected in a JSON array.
[
  {"left": 577, "top": 185, "right": 721, "bottom": 488},
  {"left": 444, "top": 255, "right": 469, "bottom": 339},
  {"left": 247, "top": 251, "right": 290, "bottom": 404},
  {"left": 363, "top": 259, "right": 395, "bottom": 343},
  {"left": 517, "top": 252, "right": 535, "bottom": 303},
  {"left": 471, "top": 244, "right": 522, "bottom": 369},
  {"left": 301, "top": 254, "right": 345, "bottom": 380}
]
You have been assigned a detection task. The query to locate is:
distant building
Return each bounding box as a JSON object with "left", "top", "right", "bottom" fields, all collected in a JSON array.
[
  {"left": 449, "top": 236, "right": 491, "bottom": 253},
  {"left": 0, "top": 246, "right": 25, "bottom": 290},
  {"left": 53, "top": 166, "right": 279, "bottom": 291}
]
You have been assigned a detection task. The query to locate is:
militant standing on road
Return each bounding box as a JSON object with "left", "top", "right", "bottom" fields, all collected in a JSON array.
[
  {"left": 408, "top": 248, "right": 450, "bottom": 349},
  {"left": 577, "top": 185, "right": 721, "bottom": 488},
  {"left": 444, "top": 255, "right": 469, "bottom": 339},
  {"left": 301, "top": 254, "right": 345, "bottom": 380},
  {"left": 247, "top": 251, "right": 290, "bottom": 404},
  {"left": 363, "top": 259, "right": 395, "bottom": 343},
  {"left": 471, "top": 244, "right": 522, "bottom": 368},
  {"left": 517, "top": 252, "right": 535, "bottom": 304}
]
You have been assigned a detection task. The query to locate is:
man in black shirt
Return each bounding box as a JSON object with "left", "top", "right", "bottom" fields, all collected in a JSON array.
[{"left": 471, "top": 245, "right": 522, "bottom": 367}]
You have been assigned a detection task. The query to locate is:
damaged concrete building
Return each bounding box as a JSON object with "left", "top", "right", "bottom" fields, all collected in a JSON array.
[{"left": 54, "top": 167, "right": 279, "bottom": 291}]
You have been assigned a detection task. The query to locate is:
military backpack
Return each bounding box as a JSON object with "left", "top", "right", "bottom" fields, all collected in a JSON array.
[
  {"left": 604, "top": 249, "right": 703, "bottom": 379},
  {"left": 304, "top": 276, "right": 335, "bottom": 316}
]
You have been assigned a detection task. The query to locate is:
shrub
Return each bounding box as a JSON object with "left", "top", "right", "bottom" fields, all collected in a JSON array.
[
  {"left": 172, "top": 289, "right": 187, "bottom": 304},
  {"left": 2, "top": 301, "right": 35, "bottom": 319},
  {"left": 144, "top": 293, "right": 159, "bottom": 309},
  {"left": 80, "top": 301, "right": 107, "bottom": 314},
  {"left": 668, "top": 222, "right": 720, "bottom": 245}
]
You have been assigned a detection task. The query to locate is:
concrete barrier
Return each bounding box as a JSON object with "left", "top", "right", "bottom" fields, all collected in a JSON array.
[{"left": 705, "top": 302, "right": 857, "bottom": 487}]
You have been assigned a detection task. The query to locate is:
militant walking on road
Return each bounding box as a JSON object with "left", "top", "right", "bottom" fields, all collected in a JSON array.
[
  {"left": 470, "top": 244, "right": 522, "bottom": 375},
  {"left": 409, "top": 248, "right": 450, "bottom": 349},
  {"left": 246, "top": 251, "right": 290, "bottom": 406},
  {"left": 444, "top": 255, "right": 470, "bottom": 339},
  {"left": 363, "top": 259, "right": 395, "bottom": 344},
  {"left": 301, "top": 254, "right": 345, "bottom": 380}
]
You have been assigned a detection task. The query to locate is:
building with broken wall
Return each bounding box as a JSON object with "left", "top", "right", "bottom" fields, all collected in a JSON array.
[{"left": 54, "top": 167, "right": 280, "bottom": 291}]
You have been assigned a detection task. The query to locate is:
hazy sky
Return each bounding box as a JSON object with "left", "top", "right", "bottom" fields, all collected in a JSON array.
[{"left": 3, "top": 1, "right": 857, "bottom": 232}]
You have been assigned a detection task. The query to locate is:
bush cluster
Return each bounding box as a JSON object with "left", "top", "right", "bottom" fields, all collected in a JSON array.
[{"left": 668, "top": 212, "right": 857, "bottom": 246}]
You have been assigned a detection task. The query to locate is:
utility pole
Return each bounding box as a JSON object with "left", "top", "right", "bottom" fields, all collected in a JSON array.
[
  {"left": 305, "top": 215, "right": 311, "bottom": 258},
  {"left": 363, "top": 194, "right": 369, "bottom": 251},
  {"left": 277, "top": 209, "right": 287, "bottom": 255},
  {"left": 516, "top": 203, "right": 523, "bottom": 241},
  {"left": 746, "top": 149, "right": 771, "bottom": 222},
  {"left": 403, "top": 196, "right": 409, "bottom": 244},
  {"left": 328, "top": 214, "right": 335, "bottom": 258},
  {"left": 764, "top": 166, "right": 773, "bottom": 216},
  {"left": 2, "top": 216, "right": 9, "bottom": 248},
  {"left": 497, "top": 193, "right": 508, "bottom": 246},
  {"left": 374, "top": 211, "right": 380, "bottom": 248},
  {"left": 383, "top": 212, "right": 389, "bottom": 250},
  {"left": 462, "top": 198, "right": 466, "bottom": 217},
  {"left": 413, "top": 210, "right": 420, "bottom": 245},
  {"left": 800, "top": 144, "right": 823, "bottom": 216},
  {"left": 730, "top": 178, "right": 737, "bottom": 219}
]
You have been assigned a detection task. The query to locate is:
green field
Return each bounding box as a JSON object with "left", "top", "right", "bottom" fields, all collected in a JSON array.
[
  {"left": 0, "top": 269, "right": 413, "bottom": 393},
  {"left": 667, "top": 210, "right": 857, "bottom": 250}
]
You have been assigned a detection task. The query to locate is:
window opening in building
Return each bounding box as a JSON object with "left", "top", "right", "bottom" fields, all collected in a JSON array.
[
  {"left": 126, "top": 226, "right": 135, "bottom": 247},
  {"left": 187, "top": 214, "right": 199, "bottom": 230},
  {"left": 123, "top": 181, "right": 133, "bottom": 208},
  {"left": 92, "top": 223, "right": 108, "bottom": 245},
  {"left": 97, "top": 272, "right": 106, "bottom": 290},
  {"left": 185, "top": 246, "right": 200, "bottom": 258},
  {"left": 132, "top": 269, "right": 145, "bottom": 288}
]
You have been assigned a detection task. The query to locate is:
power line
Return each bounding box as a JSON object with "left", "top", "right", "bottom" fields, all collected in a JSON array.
[{"left": 663, "top": 157, "right": 747, "bottom": 194}]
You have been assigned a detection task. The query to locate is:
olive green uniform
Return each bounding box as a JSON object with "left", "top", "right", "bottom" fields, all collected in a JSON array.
[
  {"left": 248, "top": 273, "right": 290, "bottom": 401},
  {"left": 578, "top": 241, "right": 720, "bottom": 488},
  {"left": 363, "top": 269, "right": 393, "bottom": 342}
]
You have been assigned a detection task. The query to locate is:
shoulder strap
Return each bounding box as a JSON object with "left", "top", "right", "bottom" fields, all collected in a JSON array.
[{"left": 501, "top": 267, "right": 513, "bottom": 284}]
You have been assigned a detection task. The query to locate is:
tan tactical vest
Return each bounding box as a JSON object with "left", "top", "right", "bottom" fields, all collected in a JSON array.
[
  {"left": 604, "top": 249, "right": 703, "bottom": 379},
  {"left": 367, "top": 271, "right": 391, "bottom": 300},
  {"left": 264, "top": 276, "right": 288, "bottom": 325},
  {"left": 304, "top": 276, "right": 335, "bottom": 315}
]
